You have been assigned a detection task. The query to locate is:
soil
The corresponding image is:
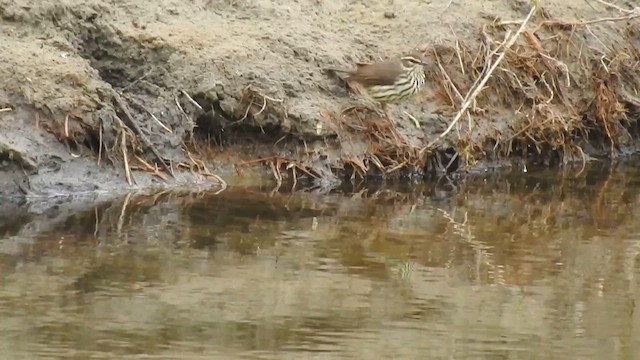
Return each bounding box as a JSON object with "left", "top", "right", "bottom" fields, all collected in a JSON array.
[{"left": 1, "top": 0, "right": 639, "bottom": 198}]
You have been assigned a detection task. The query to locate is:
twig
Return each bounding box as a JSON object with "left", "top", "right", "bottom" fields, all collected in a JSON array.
[
  {"left": 437, "top": 28, "right": 466, "bottom": 82},
  {"left": 134, "top": 154, "right": 169, "bottom": 181},
  {"left": 270, "top": 161, "right": 283, "bottom": 188},
  {"left": 64, "top": 114, "right": 70, "bottom": 138},
  {"left": 115, "top": 115, "right": 134, "bottom": 186},
  {"left": 98, "top": 121, "right": 103, "bottom": 166},
  {"left": 121, "top": 67, "right": 157, "bottom": 91},
  {"left": 586, "top": 25, "right": 612, "bottom": 56},
  {"left": 147, "top": 110, "right": 172, "bottom": 134},
  {"left": 540, "top": 11, "right": 639, "bottom": 27},
  {"left": 540, "top": 53, "right": 571, "bottom": 87},
  {"left": 427, "top": 5, "right": 536, "bottom": 148},
  {"left": 183, "top": 148, "right": 228, "bottom": 190},
  {"left": 444, "top": 0, "right": 454, "bottom": 11},
  {"left": 175, "top": 96, "right": 187, "bottom": 114},
  {"left": 0, "top": 107, "right": 12, "bottom": 113},
  {"left": 403, "top": 111, "right": 421, "bottom": 129},
  {"left": 290, "top": 165, "right": 297, "bottom": 190},
  {"left": 595, "top": 0, "right": 638, "bottom": 14},
  {"left": 175, "top": 95, "right": 196, "bottom": 136},
  {"left": 206, "top": 172, "right": 228, "bottom": 193},
  {"left": 498, "top": 7, "right": 638, "bottom": 28},
  {"left": 385, "top": 160, "right": 408, "bottom": 173},
  {"left": 444, "top": 151, "right": 459, "bottom": 171},
  {"left": 126, "top": 96, "right": 173, "bottom": 133},
  {"left": 234, "top": 87, "right": 284, "bottom": 124},
  {"left": 433, "top": 48, "right": 464, "bottom": 104},
  {"left": 181, "top": 90, "right": 203, "bottom": 110},
  {"left": 493, "top": 20, "right": 526, "bottom": 26},
  {"left": 111, "top": 89, "right": 175, "bottom": 178},
  {"left": 63, "top": 114, "right": 82, "bottom": 158},
  {"left": 291, "top": 163, "right": 319, "bottom": 179}
]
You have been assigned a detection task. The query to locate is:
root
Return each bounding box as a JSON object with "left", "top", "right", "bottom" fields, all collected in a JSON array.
[
  {"left": 110, "top": 89, "right": 174, "bottom": 178},
  {"left": 134, "top": 154, "right": 170, "bottom": 182},
  {"left": 113, "top": 115, "right": 135, "bottom": 186},
  {"left": 180, "top": 90, "right": 203, "bottom": 110},
  {"left": 237, "top": 155, "right": 320, "bottom": 190},
  {"left": 334, "top": 106, "right": 426, "bottom": 175},
  {"left": 179, "top": 145, "right": 228, "bottom": 192},
  {"left": 125, "top": 95, "right": 173, "bottom": 133},
  {"left": 234, "top": 85, "right": 284, "bottom": 125}
]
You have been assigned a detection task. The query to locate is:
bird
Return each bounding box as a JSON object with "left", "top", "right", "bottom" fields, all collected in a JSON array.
[{"left": 325, "top": 50, "right": 427, "bottom": 128}]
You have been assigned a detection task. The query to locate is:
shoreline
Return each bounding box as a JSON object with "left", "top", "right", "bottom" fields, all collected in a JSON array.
[{"left": 1, "top": 0, "right": 639, "bottom": 198}]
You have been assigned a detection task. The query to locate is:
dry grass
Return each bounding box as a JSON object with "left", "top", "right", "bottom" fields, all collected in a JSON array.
[{"left": 417, "top": 3, "right": 640, "bottom": 169}]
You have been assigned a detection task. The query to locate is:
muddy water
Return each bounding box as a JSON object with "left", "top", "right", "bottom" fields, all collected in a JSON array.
[{"left": 1, "top": 166, "right": 640, "bottom": 359}]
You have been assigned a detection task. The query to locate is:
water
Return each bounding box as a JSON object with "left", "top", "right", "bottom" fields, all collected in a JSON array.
[{"left": 1, "top": 165, "right": 640, "bottom": 359}]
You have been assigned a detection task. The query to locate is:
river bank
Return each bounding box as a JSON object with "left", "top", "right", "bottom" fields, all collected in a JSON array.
[{"left": 1, "top": 0, "right": 639, "bottom": 197}]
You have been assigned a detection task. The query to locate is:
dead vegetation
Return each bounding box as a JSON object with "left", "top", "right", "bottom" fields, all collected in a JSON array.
[
  {"left": 225, "top": 2, "right": 640, "bottom": 186},
  {"left": 425, "top": 2, "right": 640, "bottom": 167}
]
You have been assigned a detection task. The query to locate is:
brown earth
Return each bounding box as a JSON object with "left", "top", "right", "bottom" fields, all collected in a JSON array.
[{"left": 0, "top": 0, "right": 639, "bottom": 198}]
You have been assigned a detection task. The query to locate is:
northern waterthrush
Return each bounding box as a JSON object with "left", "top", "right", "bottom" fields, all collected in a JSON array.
[{"left": 326, "top": 51, "right": 427, "bottom": 128}]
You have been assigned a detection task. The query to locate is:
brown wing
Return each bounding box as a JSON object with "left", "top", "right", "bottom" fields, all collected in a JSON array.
[{"left": 348, "top": 58, "right": 403, "bottom": 86}]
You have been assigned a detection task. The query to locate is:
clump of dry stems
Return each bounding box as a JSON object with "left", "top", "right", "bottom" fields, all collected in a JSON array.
[{"left": 423, "top": 1, "right": 640, "bottom": 170}]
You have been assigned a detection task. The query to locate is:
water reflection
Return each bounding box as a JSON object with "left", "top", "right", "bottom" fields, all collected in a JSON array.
[{"left": 1, "top": 164, "right": 640, "bottom": 359}]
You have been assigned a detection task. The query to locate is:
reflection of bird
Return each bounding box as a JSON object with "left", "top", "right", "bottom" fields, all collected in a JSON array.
[{"left": 325, "top": 51, "right": 427, "bottom": 126}]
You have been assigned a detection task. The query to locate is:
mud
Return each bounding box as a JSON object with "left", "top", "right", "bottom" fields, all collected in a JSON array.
[{"left": 0, "top": 0, "right": 639, "bottom": 198}]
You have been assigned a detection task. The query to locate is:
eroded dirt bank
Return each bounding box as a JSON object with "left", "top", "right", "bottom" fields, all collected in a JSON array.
[{"left": 0, "top": 0, "right": 639, "bottom": 198}]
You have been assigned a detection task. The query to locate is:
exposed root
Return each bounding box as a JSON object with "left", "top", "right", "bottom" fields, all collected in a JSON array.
[
  {"left": 234, "top": 85, "right": 284, "bottom": 125},
  {"left": 113, "top": 115, "right": 135, "bottom": 186},
  {"left": 180, "top": 90, "right": 203, "bottom": 110},
  {"left": 110, "top": 89, "right": 175, "bottom": 178},
  {"left": 178, "top": 146, "right": 228, "bottom": 192},
  {"left": 237, "top": 154, "right": 321, "bottom": 189},
  {"left": 335, "top": 107, "right": 426, "bottom": 176},
  {"left": 125, "top": 95, "right": 173, "bottom": 134},
  {"left": 97, "top": 121, "right": 103, "bottom": 166}
]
